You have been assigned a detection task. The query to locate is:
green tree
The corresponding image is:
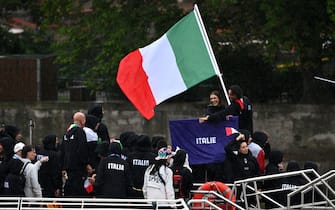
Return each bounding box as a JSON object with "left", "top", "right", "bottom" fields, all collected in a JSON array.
[
  {"left": 41, "top": 0, "right": 183, "bottom": 95},
  {"left": 196, "top": 0, "right": 275, "bottom": 101},
  {"left": 197, "top": 0, "right": 335, "bottom": 103},
  {"left": 261, "top": 0, "right": 335, "bottom": 102},
  {"left": 0, "top": 0, "right": 52, "bottom": 54}
]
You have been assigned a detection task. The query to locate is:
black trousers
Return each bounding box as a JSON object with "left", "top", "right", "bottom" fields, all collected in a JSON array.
[{"left": 64, "top": 170, "right": 86, "bottom": 197}]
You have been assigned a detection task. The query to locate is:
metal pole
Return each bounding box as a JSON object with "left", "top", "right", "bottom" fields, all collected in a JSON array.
[
  {"left": 36, "top": 58, "right": 41, "bottom": 101},
  {"left": 29, "top": 119, "right": 34, "bottom": 145},
  {"left": 193, "top": 4, "right": 231, "bottom": 105},
  {"left": 314, "top": 76, "right": 335, "bottom": 84}
]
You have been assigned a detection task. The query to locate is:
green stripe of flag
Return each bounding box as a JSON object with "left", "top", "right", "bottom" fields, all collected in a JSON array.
[{"left": 166, "top": 10, "right": 216, "bottom": 88}]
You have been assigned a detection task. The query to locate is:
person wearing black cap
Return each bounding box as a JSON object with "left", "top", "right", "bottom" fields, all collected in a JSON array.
[
  {"left": 88, "top": 104, "right": 110, "bottom": 142},
  {"left": 93, "top": 142, "right": 132, "bottom": 198},
  {"left": 127, "top": 135, "right": 156, "bottom": 198}
]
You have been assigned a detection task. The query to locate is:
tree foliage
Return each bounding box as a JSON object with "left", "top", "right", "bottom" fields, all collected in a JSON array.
[
  {"left": 40, "top": 0, "right": 183, "bottom": 94},
  {"left": 260, "top": 0, "right": 335, "bottom": 102},
  {"left": 196, "top": 0, "right": 335, "bottom": 103},
  {"left": 0, "top": 0, "right": 52, "bottom": 54},
  {"left": 2, "top": 0, "right": 335, "bottom": 102}
]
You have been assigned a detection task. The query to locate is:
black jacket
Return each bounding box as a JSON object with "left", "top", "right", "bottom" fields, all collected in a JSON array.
[
  {"left": 61, "top": 125, "right": 89, "bottom": 172},
  {"left": 96, "top": 123, "right": 110, "bottom": 142},
  {"left": 127, "top": 135, "right": 155, "bottom": 191},
  {"left": 264, "top": 151, "right": 284, "bottom": 208},
  {"left": 207, "top": 97, "right": 253, "bottom": 133},
  {"left": 225, "top": 140, "right": 259, "bottom": 181},
  {"left": 171, "top": 166, "right": 193, "bottom": 199},
  {"left": 38, "top": 135, "right": 62, "bottom": 197},
  {"left": 205, "top": 105, "right": 225, "bottom": 116},
  {"left": 88, "top": 105, "right": 110, "bottom": 142},
  {"left": 127, "top": 152, "right": 155, "bottom": 189},
  {"left": 94, "top": 154, "right": 132, "bottom": 198},
  {"left": 0, "top": 158, "right": 23, "bottom": 196},
  {"left": 0, "top": 137, "right": 21, "bottom": 196}
]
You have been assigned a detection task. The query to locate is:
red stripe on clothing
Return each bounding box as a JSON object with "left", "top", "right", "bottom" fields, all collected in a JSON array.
[{"left": 235, "top": 98, "right": 244, "bottom": 110}]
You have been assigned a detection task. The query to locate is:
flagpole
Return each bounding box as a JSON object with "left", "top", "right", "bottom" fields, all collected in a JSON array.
[
  {"left": 193, "top": 4, "right": 231, "bottom": 105},
  {"left": 314, "top": 76, "right": 335, "bottom": 84}
]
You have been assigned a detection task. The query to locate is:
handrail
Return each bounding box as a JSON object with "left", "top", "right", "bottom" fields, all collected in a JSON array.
[
  {"left": 233, "top": 169, "right": 319, "bottom": 184},
  {"left": 230, "top": 169, "right": 321, "bottom": 209},
  {"left": 190, "top": 190, "right": 245, "bottom": 210},
  {"left": 187, "top": 199, "right": 223, "bottom": 210},
  {"left": 287, "top": 170, "right": 335, "bottom": 208},
  {"left": 0, "top": 197, "right": 189, "bottom": 210}
]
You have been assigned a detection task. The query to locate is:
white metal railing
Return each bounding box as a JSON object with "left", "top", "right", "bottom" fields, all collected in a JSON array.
[
  {"left": 189, "top": 170, "right": 335, "bottom": 210},
  {"left": 0, "top": 197, "right": 189, "bottom": 210},
  {"left": 2, "top": 170, "right": 334, "bottom": 210},
  {"left": 230, "top": 169, "right": 335, "bottom": 210},
  {"left": 287, "top": 169, "right": 335, "bottom": 209},
  {"left": 188, "top": 190, "right": 245, "bottom": 210}
]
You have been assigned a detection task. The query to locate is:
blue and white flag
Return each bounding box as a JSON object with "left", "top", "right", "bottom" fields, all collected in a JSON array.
[{"left": 169, "top": 117, "right": 238, "bottom": 165}]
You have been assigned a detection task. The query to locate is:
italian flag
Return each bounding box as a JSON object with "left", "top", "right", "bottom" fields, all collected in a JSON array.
[
  {"left": 225, "top": 127, "right": 239, "bottom": 136},
  {"left": 117, "top": 6, "right": 218, "bottom": 120}
]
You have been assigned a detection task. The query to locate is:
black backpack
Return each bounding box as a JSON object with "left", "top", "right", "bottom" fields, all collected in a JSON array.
[{"left": 3, "top": 162, "right": 29, "bottom": 196}]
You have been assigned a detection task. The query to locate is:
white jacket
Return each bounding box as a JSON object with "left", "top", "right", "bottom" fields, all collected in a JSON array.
[
  {"left": 21, "top": 158, "right": 42, "bottom": 198},
  {"left": 142, "top": 164, "right": 175, "bottom": 200}
]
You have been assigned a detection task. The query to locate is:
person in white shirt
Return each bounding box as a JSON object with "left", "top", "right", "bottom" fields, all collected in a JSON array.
[
  {"left": 143, "top": 147, "right": 174, "bottom": 208},
  {"left": 21, "top": 145, "right": 48, "bottom": 197}
]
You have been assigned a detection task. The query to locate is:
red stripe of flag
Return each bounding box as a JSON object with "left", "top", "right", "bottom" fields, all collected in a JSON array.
[{"left": 116, "top": 50, "right": 157, "bottom": 120}]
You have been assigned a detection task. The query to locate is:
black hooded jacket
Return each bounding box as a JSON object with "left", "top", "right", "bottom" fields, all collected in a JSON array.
[
  {"left": 252, "top": 131, "right": 271, "bottom": 159},
  {"left": 127, "top": 135, "right": 156, "bottom": 192},
  {"left": 4, "top": 125, "right": 20, "bottom": 141},
  {"left": 88, "top": 105, "right": 110, "bottom": 142},
  {"left": 225, "top": 139, "right": 260, "bottom": 181},
  {"left": 85, "top": 115, "right": 100, "bottom": 169},
  {"left": 264, "top": 150, "right": 284, "bottom": 208},
  {"left": 205, "top": 105, "right": 225, "bottom": 116},
  {"left": 207, "top": 96, "right": 253, "bottom": 133},
  {"left": 38, "top": 135, "right": 62, "bottom": 197},
  {"left": 171, "top": 150, "right": 193, "bottom": 199},
  {"left": 280, "top": 161, "right": 305, "bottom": 206},
  {"left": 94, "top": 142, "right": 132, "bottom": 198},
  {"left": 61, "top": 125, "right": 89, "bottom": 172}
]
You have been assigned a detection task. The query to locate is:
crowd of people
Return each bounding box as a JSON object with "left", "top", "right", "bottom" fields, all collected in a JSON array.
[
  {"left": 0, "top": 86, "right": 320, "bottom": 207},
  {"left": 0, "top": 104, "right": 194, "bottom": 202}
]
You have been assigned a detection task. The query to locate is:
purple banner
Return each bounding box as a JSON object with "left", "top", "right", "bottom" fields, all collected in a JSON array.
[{"left": 169, "top": 117, "right": 238, "bottom": 165}]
